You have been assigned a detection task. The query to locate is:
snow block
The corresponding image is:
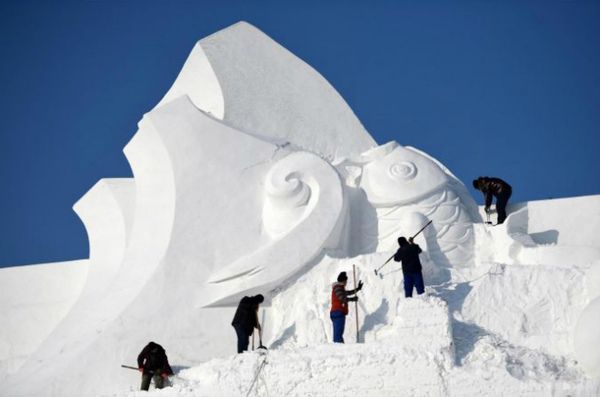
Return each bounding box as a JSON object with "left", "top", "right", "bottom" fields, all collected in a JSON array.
[
  {"left": 575, "top": 297, "right": 600, "bottom": 378},
  {"left": 461, "top": 264, "right": 588, "bottom": 357},
  {"left": 0, "top": 260, "right": 88, "bottom": 375},
  {"left": 374, "top": 295, "right": 455, "bottom": 365},
  {"left": 180, "top": 342, "right": 453, "bottom": 396}
]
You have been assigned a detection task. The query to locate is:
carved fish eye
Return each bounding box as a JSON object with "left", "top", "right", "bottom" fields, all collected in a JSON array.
[{"left": 388, "top": 161, "right": 417, "bottom": 181}]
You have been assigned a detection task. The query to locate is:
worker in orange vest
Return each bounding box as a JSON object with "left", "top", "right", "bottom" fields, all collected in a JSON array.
[{"left": 330, "top": 271, "right": 363, "bottom": 343}]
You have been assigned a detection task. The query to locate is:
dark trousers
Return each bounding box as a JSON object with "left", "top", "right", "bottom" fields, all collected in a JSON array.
[
  {"left": 233, "top": 324, "right": 250, "bottom": 353},
  {"left": 496, "top": 187, "right": 512, "bottom": 224},
  {"left": 141, "top": 372, "right": 165, "bottom": 391},
  {"left": 403, "top": 272, "right": 425, "bottom": 298},
  {"left": 330, "top": 310, "right": 346, "bottom": 343}
]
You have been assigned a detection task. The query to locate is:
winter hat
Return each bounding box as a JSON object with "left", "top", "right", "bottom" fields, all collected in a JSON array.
[
  {"left": 472, "top": 179, "right": 479, "bottom": 189},
  {"left": 337, "top": 272, "right": 348, "bottom": 282},
  {"left": 397, "top": 236, "right": 408, "bottom": 246},
  {"left": 255, "top": 294, "right": 264, "bottom": 303}
]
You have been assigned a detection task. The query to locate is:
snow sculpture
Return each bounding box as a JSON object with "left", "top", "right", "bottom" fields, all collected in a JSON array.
[
  {"left": 338, "top": 142, "right": 480, "bottom": 268},
  {"left": 5, "top": 21, "right": 600, "bottom": 397},
  {"left": 131, "top": 96, "right": 346, "bottom": 307}
]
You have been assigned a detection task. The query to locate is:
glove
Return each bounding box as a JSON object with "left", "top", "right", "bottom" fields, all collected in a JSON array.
[
  {"left": 348, "top": 296, "right": 358, "bottom": 302},
  {"left": 357, "top": 280, "right": 364, "bottom": 291},
  {"left": 484, "top": 206, "right": 491, "bottom": 213},
  {"left": 408, "top": 237, "right": 414, "bottom": 244}
]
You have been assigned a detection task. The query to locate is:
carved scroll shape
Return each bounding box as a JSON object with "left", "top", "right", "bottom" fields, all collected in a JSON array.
[{"left": 206, "top": 151, "right": 345, "bottom": 306}]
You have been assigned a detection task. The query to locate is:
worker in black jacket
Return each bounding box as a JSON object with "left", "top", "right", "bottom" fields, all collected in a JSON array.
[
  {"left": 231, "top": 294, "right": 264, "bottom": 353},
  {"left": 394, "top": 236, "right": 425, "bottom": 298},
  {"left": 137, "top": 341, "right": 173, "bottom": 391},
  {"left": 472, "top": 176, "right": 512, "bottom": 224}
]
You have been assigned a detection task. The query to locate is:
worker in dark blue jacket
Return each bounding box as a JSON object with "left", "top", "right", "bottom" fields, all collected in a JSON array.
[{"left": 393, "top": 236, "right": 425, "bottom": 298}]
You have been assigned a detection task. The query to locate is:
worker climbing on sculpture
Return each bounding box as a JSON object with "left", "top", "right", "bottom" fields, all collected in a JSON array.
[
  {"left": 330, "top": 272, "right": 363, "bottom": 343},
  {"left": 472, "top": 176, "right": 512, "bottom": 225}
]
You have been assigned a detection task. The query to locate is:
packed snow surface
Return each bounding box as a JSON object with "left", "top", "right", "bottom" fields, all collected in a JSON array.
[{"left": 1, "top": 21, "right": 600, "bottom": 397}]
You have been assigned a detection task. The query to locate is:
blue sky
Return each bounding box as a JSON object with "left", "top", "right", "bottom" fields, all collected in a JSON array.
[{"left": 1, "top": 1, "right": 599, "bottom": 267}]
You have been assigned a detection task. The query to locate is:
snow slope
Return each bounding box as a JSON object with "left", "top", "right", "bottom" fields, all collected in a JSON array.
[{"left": 1, "top": 22, "right": 599, "bottom": 397}]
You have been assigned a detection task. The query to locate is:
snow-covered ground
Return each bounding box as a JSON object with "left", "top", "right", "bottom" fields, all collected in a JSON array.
[{"left": 1, "top": 22, "right": 599, "bottom": 397}]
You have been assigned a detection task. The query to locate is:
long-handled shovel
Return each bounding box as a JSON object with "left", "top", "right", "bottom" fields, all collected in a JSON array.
[
  {"left": 257, "top": 327, "right": 267, "bottom": 351},
  {"left": 353, "top": 264, "right": 360, "bottom": 343},
  {"left": 374, "top": 220, "right": 433, "bottom": 276},
  {"left": 255, "top": 308, "right": 267, "bottom": 351},
  {"left": 374, "top": 254, "right": 394, "bottom": 276}
]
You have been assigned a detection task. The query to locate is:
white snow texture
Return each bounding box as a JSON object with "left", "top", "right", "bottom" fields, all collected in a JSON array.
[{"left": 1, "top": 21, "right": 599, "bottom": 397}]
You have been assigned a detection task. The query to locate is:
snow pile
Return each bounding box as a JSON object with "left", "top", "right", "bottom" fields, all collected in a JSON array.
[
  {"left": 172, "top": 296, "right": 452, "bottom": 397},
  {"left": 117, "top": 288, "right": 455, "bottom": 397},
  {"left": 138, "top": 341, "right": 584, "bottom": 397}
]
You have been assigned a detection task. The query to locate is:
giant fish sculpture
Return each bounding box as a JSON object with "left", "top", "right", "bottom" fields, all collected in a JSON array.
[{"left": 336, "top": 142, "right": 481, "bottom": 270}]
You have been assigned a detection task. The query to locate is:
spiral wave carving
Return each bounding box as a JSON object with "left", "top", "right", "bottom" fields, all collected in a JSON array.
[
  {"left": 206, "top": 150, "right": 345, "bottom": 305},
  {"left": 265, "top": 170, "right": 311, "bottom": 209}
]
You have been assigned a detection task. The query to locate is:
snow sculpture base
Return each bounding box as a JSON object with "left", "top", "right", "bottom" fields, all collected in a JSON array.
[{"left": 575, "top": 297, "right": 600, "bottom": 378}]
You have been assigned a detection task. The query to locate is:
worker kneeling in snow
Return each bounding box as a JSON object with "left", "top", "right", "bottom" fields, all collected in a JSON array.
[
  {"left": 394, "top": 236, "right": 425, "bottom": 298},
  {"left": 137, "top": 341, "right": 173, "bottom": 391},
  {"left": 330, "top": 272, "right": 363, "bottom": 343}
]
